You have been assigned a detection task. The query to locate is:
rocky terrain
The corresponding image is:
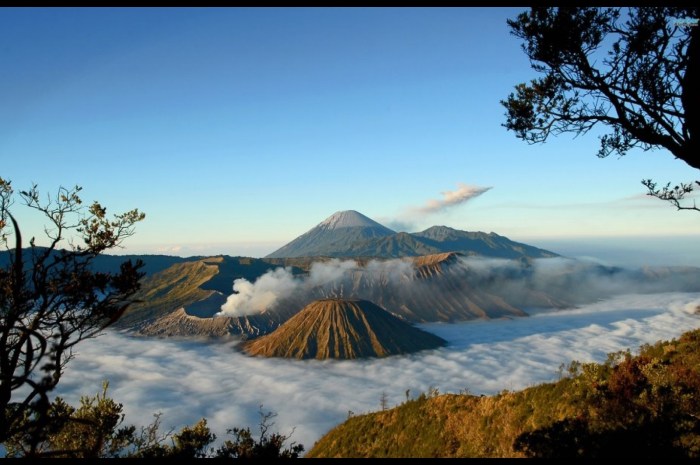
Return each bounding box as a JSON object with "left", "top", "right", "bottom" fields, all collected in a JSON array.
[{"left": 243, "top": 298, "right": 446, "bottom": 359}]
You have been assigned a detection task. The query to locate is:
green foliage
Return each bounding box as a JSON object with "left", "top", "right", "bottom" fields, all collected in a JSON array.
[
  {"left": 215, "top": 407, "right": 304, "bottom": 459},
  {"left": 503, "top": 7, "right": 696, "bottom": 162},
  {"left": 2, "top": 384, "right": 303, "bottom": 459},
  {"left": 133, "top": 418, "right": 216, "bottom": 459},
  {"left": 309, "top": 328, "right": 700, "bottom": 458},
  {"left": 4, "top": 382, "right": 135, "bottom": 458},
  {"left": 516, "top": 330, "right": 700, "bottom": 458},
  {"left": 0, "top": 178, "right": 304, "bottom": 459}
]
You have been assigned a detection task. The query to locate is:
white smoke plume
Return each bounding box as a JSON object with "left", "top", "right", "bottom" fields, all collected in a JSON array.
[
  {"left": 416, "top": 183, "right": 492, "bottom": 214},
  {"left": 364, "top": 257, "right": 416, "bottom": 282},
  {"left": 218, "top": 267, "right": 298, "bottom": 317},
  {"left": 217, "top": 255, "right": 700, "bottom": 319},
  {"left": 217, "top": 258, "right": 416, "bottom": 317},
  {"left": 306, "top": 259, "right": 360, "bottom": 287}
]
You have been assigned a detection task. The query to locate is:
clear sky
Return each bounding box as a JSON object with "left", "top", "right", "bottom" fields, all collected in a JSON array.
[{"left": 2, "top": 7, "right": 699, "bottom": 262}]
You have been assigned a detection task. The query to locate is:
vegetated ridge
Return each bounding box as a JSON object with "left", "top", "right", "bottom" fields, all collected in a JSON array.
[{"left": 308, "top": 327, "right": 700, "bottom": 458}]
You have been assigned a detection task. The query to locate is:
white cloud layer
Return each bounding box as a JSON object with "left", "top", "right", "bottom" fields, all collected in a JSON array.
[{"left": 57, "top": 292, "right": 700, "bottom": 455}]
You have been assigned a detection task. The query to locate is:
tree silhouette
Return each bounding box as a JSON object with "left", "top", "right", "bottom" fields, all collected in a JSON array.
[
  {"left": 215, "top": 406, "right": 304, "bottom": 459},
  {"left": 0, "top": 177, "right": 145, "bottom": 453},
  {"left": 380, "top": 391, "right": 389, "bottom": 411},
  {"left": 502, "top": 7, "right": 699, "bottom": 211}
]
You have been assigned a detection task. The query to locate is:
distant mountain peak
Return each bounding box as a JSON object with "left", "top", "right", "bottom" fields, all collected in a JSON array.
[
  {"left": 421, "top": 225, "right": 457, "bottom": 233},
  {"left": 265, "top": 211, "right": 395, "bottom": 258},
  {"left": 318, "top": 210, "right": 393, "bottom": 231},
  {"left": 415, "top": 225, "right": 462, "bottom": 241}
]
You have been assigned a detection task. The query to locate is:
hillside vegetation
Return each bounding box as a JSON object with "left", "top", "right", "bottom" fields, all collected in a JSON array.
[{"left": 308, "top": 328, "right": 700, "bottom": 458}]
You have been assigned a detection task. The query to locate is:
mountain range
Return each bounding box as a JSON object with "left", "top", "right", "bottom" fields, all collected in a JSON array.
[
  {"left": 89, "top": 209, "right": 700, "bottom": 346},
  {"left": 118, "top": 252, "right": 555, "bottom": 339},
  {"left": 265, "top": 210, "right": 558, "bottom": 259},
  {"left": 9, "top": 209, "right": 700, "bottom": 355}
]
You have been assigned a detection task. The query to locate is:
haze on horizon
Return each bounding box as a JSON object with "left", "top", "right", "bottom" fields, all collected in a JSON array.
[{"left": 1, "top": 7, "right": 698, "bottom": 269}]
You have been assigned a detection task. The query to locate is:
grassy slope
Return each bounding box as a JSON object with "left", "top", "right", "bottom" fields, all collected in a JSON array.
[
  {"left": 308, "top": 328, "right": 700, "bottom": 458},
  {"left": 115, "top": 256, "right": 308, "bottom": 330},
  {"left": 115, "top": 257, "right": 222, "bottom": 327}
]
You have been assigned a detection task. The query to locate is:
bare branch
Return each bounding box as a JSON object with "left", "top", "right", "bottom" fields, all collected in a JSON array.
[{"left": 642, "top": 179, "right": 700, "bottom": 212}]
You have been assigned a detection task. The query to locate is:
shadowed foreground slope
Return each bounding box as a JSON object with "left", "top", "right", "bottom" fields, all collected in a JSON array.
[
  {"left": 308, "top": 327, "right": 700, "bottom": 458},
  {"left": 243, "top": 299, "right": 446, "bottom": 359}
]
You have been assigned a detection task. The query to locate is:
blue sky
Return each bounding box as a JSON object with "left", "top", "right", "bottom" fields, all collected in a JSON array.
[{"left": 2, "top": 7, "right": 699, "bottom": 263}]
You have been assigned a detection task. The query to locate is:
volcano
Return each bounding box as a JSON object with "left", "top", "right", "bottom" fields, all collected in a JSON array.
[{"left": 243, "top": 298, "right": 446, "bottom": 360}]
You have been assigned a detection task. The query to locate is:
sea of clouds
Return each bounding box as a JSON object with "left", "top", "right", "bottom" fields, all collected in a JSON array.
[{"left": 53, "top": 291, "right": 700, "bottom": 453}]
